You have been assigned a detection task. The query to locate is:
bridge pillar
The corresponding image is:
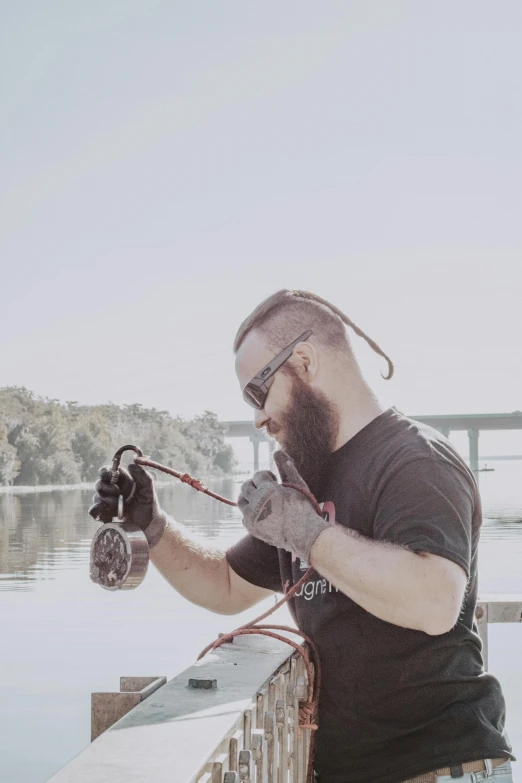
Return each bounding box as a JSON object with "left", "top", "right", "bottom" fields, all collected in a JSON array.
[
  {"left": 250, "top": 438, "right": 260, "bottom": 472},
  {"left": 468, "top": 428, "right": 480, "bottom": 474},
  {"left": 268, "top": 438, "right": 276, "bottom": 471}
]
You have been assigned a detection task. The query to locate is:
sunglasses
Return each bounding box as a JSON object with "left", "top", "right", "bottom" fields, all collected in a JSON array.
[{"left": 242, "top": 329, "right": 313, "bottom": 410}]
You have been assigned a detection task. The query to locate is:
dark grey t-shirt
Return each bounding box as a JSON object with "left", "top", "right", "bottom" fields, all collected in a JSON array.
[{"left": 226, "top": 408, "right": 514, "bottom": 783}]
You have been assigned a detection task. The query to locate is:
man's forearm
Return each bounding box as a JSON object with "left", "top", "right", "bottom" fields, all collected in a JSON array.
[
  {"left": 149, "top": 516, "right": 235, "bottom": 614},
  {"left": 309, "top": 525, "right": 463, "bottom": 634}
]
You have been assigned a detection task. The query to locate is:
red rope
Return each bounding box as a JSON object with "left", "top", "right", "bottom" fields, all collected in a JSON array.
[
  {"left": 133, "top": 457, "right": 321, "bottom": 783},
  {"left": 135, "top": 457, "right": 237, "bottom": 506}
]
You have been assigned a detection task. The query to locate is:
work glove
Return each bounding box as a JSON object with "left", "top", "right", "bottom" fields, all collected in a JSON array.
[
  {"left": 237, "top": 450, "right": 331, "bottom": 562},
  {"left": 88, "top": 462, "right": 168, "bottom": 548}
]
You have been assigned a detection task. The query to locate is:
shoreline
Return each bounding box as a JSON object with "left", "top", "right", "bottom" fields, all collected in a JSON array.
[
  {"left": 0, "top": 472, "right": 250, "bottom": 496},
  {"left": 0, "top": 482, "right": 95, "bottom": 495}
]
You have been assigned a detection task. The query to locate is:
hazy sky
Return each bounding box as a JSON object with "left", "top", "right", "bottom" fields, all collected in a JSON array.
[{"left": 1, "top": 2, "right": 521, "bottom": 438}]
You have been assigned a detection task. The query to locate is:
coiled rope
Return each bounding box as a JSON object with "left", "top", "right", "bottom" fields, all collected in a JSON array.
[{"left": 134, "top": 455, "right": 321, "bottom": 783}]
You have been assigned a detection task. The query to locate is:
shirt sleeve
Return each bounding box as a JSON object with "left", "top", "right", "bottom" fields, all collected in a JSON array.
[
  {"left": 373, "top": 457, "right": 474, "bottom": 578},
  {"left": 226, "top": 534, "right": 284, "bottom": 593}
]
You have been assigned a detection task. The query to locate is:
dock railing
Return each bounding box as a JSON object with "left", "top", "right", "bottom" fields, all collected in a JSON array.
[
  {"left": 46, "top": 597, "right": 522, "bottom": 783},
  {"left": 475, "top": 595, "right": 522, "bottom": 670},
  {"left": 46, "top": 632, "right": 311, "bottom": 783}
]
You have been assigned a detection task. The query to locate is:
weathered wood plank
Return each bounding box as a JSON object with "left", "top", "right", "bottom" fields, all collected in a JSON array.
[
  {"left": 119, "top": 676, "right": 166, "bottom": 694},
  {"left": 268, "top": 678, "right": 277, "bottom": 713},
  {"left": 264, "top": 711, "right": 276, "bottom": 783},
  {"left": 289, "top": 658, "right": 297, "bottom": 690},
  {"left": 487, "top": 600, "right": 522, "bottom": 623},
  {"left": 91, "top": 676, "right": 167, "bottom": 741},
  {"left": 478, "top": 594, "right": 522, "bottom": 605},
  {"left": 251, "top": 728, "right": 265, "bottom": 783},
  {"left": 296, "top": 656, "right": 307, "bottom": 783},
  {"left": 286, "top": 683, "right": 298, "bottom": 783},
  {"left": 275, "top": 672, "right": 285, "bottom": 704},
  {"left": 91, "top": 692, "right": 141, "bottom": 743},
  {"left": 212, "top": 753, "right": 229, "bottom": 783},
  {"left": 256, "top": 690, "right": 266, "bottom": 728},
  {"left": 229, "top": 729, "right": 243, "bottom": 772},
  {"left": 243, "top": 706, "right": 255, "bottom": 750},
  {"left": 276, "top": 700, "right": 287, "bottom": 783},
  {"left": 295, "top": 675, "right": 306, "bottom": 702},
  {"left": 239, "top": 749, "right": 252, "bottom": 783}
]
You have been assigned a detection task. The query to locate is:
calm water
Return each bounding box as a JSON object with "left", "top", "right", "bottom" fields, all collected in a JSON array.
[{"left": 1, "top": 463, "right": 522, "bottom": 783}]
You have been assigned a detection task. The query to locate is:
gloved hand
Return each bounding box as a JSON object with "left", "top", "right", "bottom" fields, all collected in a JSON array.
[
  {"left": 88, "top": 462, "right": 168, "bottom": 548},
  {"left": 237, "top": 451, "right": 330, "bottom": 562}
]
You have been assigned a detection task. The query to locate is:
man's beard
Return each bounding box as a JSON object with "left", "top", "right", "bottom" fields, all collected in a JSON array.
[{"left": 269, "top": 369, "right": 340, "bottom": 497}]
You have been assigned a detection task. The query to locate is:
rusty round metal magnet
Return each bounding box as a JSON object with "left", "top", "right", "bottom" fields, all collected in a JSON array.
[{"left": 90, "top": 520, "right": 149, "bottom": 590}]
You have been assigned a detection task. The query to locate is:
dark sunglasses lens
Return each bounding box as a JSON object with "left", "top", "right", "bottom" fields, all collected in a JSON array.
[{"left": 243, "top": 384, "right": 265, "bottom": 410}]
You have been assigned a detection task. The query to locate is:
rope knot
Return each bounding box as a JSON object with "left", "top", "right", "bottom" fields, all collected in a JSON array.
[
  {"left": 180, "top": 473, "right": 204, "bottom": 491},
  {"left": 299, "top": 702, "right": 318, "bottom": 730}
]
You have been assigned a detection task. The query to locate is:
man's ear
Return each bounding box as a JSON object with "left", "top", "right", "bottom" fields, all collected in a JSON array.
[{"left": 293, "top": 341, "right": 319, "bottom": 381}]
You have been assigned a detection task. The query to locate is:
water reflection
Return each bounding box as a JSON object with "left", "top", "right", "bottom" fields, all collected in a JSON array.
[
  {"left": 0, "top": 479, "right": 243, "bottom": 591},
  {"left": 1, "top": 464, "right": 521, "bottom": 590}
]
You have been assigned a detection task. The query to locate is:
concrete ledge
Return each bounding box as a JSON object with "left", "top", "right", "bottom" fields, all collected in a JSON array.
[{"left": 46, "top": 635, "right": 293, "bottom": 783}]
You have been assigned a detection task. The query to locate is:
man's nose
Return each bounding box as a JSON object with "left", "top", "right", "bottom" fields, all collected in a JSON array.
[{"left": 253, "top": 408, "right": 269, "bottom": 430}]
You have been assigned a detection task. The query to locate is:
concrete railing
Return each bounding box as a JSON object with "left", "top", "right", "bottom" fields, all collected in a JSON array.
[
  {"left": 46, "top": 597, "right": 522, "bottom": 783},
  {"left": 46, "top": 633, "right": 310, "bottom": 783}
]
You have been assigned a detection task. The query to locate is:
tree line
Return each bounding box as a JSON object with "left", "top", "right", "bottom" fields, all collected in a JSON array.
[{"left": 0, "top": 386, "right": 235, "bottom": 486}]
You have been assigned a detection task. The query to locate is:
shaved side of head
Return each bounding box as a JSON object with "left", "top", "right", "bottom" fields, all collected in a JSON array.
[{"left": 234, "top": 289, "right": 394, "bottom": 379}]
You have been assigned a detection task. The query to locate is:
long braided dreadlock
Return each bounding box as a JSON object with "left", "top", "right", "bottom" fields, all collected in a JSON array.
[{"left": 233, "top": 289, "right": 394, "bottom": 380}]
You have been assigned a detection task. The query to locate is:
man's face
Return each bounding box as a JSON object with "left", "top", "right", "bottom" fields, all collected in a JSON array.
[{"left": 235, "top": 331, "right": 339, "bottom": 493}]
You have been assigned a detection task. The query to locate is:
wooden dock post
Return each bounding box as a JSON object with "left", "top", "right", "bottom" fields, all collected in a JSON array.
[{"left": 91, "top": 676, "right": 166, "bottom": 741}]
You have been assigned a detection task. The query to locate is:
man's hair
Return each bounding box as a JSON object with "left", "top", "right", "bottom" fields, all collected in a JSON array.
[{"left": 233, "top": 289, "right": 394, "bottom": 380}]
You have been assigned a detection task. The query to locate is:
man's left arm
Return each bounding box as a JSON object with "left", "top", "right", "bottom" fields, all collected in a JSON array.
[
  {"left": 239, "top": 453, "right": 471, "bottom": 636},
  {"left": 311, "top": 457, "right": 473, "bottom": 635},
  {"left": 312, "top": 456, "right": 473, "bottom": 634},
  {"left": 310, "top": 522, "right": 468, "bottom": 635}
]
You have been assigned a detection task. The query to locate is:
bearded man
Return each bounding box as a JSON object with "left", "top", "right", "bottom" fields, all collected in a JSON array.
[{"left": 90, "top": 289, "right": 515, "bottom": 783}]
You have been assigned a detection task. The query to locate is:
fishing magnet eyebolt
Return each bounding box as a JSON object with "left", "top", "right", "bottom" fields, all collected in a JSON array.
[{"left": 110, "top": 444, "right": 144, "bottom": 482}]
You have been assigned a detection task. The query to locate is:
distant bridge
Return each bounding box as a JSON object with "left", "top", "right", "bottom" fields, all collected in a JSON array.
[{"left": 221, "top": 412, "right": 522, "bottom": 473}]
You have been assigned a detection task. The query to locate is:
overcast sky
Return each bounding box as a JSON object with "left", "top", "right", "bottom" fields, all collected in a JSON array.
[{"left": 1, "top": 1, "right": 521, "bottom": 448}]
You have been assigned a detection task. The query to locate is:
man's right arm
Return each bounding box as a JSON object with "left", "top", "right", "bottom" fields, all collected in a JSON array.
[
  {"left": 89, "top": 461, "right": 273, "bottom": 615},
  {"left": 149, "top": 515, "right": 275, "bottom": 615}
]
